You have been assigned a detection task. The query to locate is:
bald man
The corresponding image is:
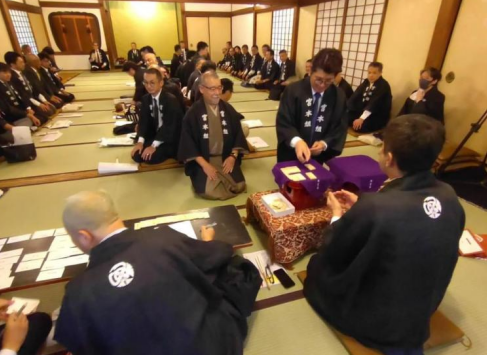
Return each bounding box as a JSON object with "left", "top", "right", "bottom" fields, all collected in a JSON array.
[{"left": 54, "top": 190, "right": 261, "bottom": 355}]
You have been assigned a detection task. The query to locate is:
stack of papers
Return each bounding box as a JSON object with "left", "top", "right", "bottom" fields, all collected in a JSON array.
[
  {"left": 12, "top": 126, "right": 33, "bottom": 146},
  {"left": 98, "top": 162, "right": 139, "bottom": 174},
  {"left": 243, "top": 119, "right": 263, "bottom": 128},
  {"left": 99, "top": 137, "right": 134, "bottom": 147},
  {"left": 168, "top": 221, "right": 197, "bottom": 240},
  {"left": 247, "top": 136, "right": 269, "bottom": 149},
  {"left": 7, "top": 234, "right": 31, "bottom": 244},
  {"left": 48, "top": 120, "right": 72, "bottom": 129},
  {"left": 40, "top": 131, "right": 63, "bottom": 142},
  {"left": 134, "top": 212, "right": 210, "bottom": 230},
  {"left": 62, "top": 104, "right": 83, "bottom": 112}
]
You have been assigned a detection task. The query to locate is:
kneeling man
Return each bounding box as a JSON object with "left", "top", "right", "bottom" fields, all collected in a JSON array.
[
  {"left": 179, "top": 71, "right": 249, "bottom": 200},
  {"left": 55, "top": 190, "right": 261, "bottom": 355},
  {"left": 131, "top": 68, "right": 183, "bottom": 164},
  {"left": 304, "top": 114, "right": 465, "bottom": 355}
]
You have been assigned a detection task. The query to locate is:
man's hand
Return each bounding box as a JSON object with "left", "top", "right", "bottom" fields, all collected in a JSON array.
[
  {"left": 4, "top": 124, "right": 13, "bottom": 131},
  {"left": 326, "top": 191, "right": 343, "bottom": 218},
  {"left": 334, "top": 190, "right": 358, "bottom": 210},
  {"left": 27, "top": 108, "right": 34, "bottom": 115},
  {"left": 353, "top": 118, "right": 364, "bottom": 131},
  {"left": 2, "top": 312, "right": 29, "bottom": 352},
  {"left": 131, "top": 142, "right": 144, "bottom": 158},
  {"left": 222, "top": 156, "right": 236, "bottom": 174},
  {"left": 52, "top": 96, "right": 63, "bottom": 104},
  {"left": 273, "top": 80, "right": 279, "bottom": 85},
  {"left": 295, "top": 140, "right": 311, "bottom": 163},
  {"left": 310, "top": 141, "right": 326, "bottom": 156},
  {"left": 39, "top": 103, "right": 50, "bottom": 113},
  {"left": 141, "top": 146, "right": 156, "bottom": 161},
  {"left": 0, "top": 299, "right": 13, "bottom": 321},
  {"left": 28, "top": 114, "right": 41, "bottom": 126},
  {"left": 203, "top": 162, "right": 218, "bottom": 181},
  {"left": 281, "top": 81, "right": 289, "bottom": 86},
  {"left": 255, "top": 80, "right": 262, "bottom": 85},
  {"left": 200, "top": 225, "right": 215, "bottom": 242}
]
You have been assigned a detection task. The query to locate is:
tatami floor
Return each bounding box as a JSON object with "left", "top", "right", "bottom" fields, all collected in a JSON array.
[{"left": 0, "top": 71, "right": 486, "bottom": 355}]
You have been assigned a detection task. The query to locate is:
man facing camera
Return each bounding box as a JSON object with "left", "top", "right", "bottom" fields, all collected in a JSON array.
[
  {"left": 304, "top": 114, "right": 465, "bottom": 355},
  {"left": 54, "top": 190, "right": 261, "bottom": 355},
  {"left": 131, "top": 68, "right": 183, "bottom": 164},
  {"left": 179, "top": 72, "right": 249, "bottom": 200},
  {"left": 38, "top": 52, "right": 75, "bottom": 103},
  {"left": 347, "top": 62, "right": 392, "bottom": 133},
  {"left": 276, "top": 48, "right": 348, "bottom": 164},
  {"left": 89, "top": 42, "right": 110, "bottom": 71}
]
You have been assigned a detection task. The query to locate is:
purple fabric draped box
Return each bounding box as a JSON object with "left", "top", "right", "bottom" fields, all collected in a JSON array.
[
  {"left": 272, "top": 160, "right": 335, "bottom": 199},
  {"left": 326, "top": 155, "right": 387, "bottom": 192}
]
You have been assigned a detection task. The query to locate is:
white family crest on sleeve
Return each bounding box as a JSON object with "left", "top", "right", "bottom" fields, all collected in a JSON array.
[
  {"left": 305, "top": 110, "right": 312, "bottom": 118},
  {"left": 108, "top": 261, "right": 135, "bottom": 288},
  {"left": 423, "top": 196, "right": 442, "bottom": 219}
]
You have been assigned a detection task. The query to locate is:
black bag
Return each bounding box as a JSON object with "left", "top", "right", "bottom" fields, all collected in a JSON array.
[{"left": 3, "top": 143, "right": 37, "bottom": 163}]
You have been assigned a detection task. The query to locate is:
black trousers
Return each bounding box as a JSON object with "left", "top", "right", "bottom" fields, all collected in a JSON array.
[
  {"left": 254, "top": 81, "right": 273, "bottom": 91},
  {"left": 132, "top": 143, "right": 174, "bottom": 165},
  {"left": 0, "top": 312, "right": 52, "bottom": 355},
  {"left": 57, "top": 92, "right": 75, "bottom": 104},
  {"left": 268, "top": 82, "right": 285, "bottom": 101}
]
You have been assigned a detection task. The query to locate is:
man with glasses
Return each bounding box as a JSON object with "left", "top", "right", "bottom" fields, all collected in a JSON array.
[
  {"left": 276, "top": 48, "right": 348, "bottom": 164},
  {"left": 179, "top": 71, "right": 249, "bottom": 200},
  {"left": 131, "top": 68, "right": 183, "bottom": 164}
]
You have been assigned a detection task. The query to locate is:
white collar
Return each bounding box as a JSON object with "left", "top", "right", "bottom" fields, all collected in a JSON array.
[
  {"left": 99, "top": 227, "right": 128, "bottom": 245},
  {"left": 42, "top": 67, "right": 50, "bottom": 72},
  {"left": 311, "top": 87, "right": 323, "bottom": 98},
  {"left": 12, "top": 69, "right": 21, "bottom": 75},
  {"left": 152, "top": 90, "right": 162, "bottom": 101}
]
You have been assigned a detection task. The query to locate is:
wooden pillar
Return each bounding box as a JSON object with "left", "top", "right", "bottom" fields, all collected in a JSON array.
[
  {"left": 98, "top": 0, "right": 118, "bottom": 68},
  {"left": 0, "top": 0, "right": 21, "bottom": 53},
  {"left": 424, "top": 0, "right": 463, "bottom": 70}
]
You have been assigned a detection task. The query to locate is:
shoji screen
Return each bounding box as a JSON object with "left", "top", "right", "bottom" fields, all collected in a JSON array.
[{"left": 271, "top": 8, "right": 295, "bottom": 64}]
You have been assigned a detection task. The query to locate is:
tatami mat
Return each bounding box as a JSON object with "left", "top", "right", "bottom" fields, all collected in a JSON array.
[{"left": 33, "top": 125, "right": 114, "bottom": 148}]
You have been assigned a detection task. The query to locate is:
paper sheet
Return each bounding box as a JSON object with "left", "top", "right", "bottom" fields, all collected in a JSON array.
[
  {"left": 247, "top": 136, "right": 269, "bottom": 148},
  {"left": 169, "top": 221, "right": 197, "bottom": 240},
  {"left": 0, "top": 256, "right": 21, "bottom": 266},
  {"left": 49, "top": 235, "right": 76, "bottom": 251},
  {"left": 306, "top": 172, "right": 317, "bottom": 180},
  {"left": 0, "top": 249, "right": 23, "bottom": 260},
  {"left": 243, "top": 250, "right": 282, "bottom": 288},
  {"left": 459, "top": 230, "right": 483, "bottom": 255},
  {"left": 32, "top": 229, "right": 55, "bottom": 239},
  {"left": 243, "top": 119, "right": 263, "bottom": 128},
  {"left": 7, "top": 234, "right": 31, "bottom": 244},
  {"left": 280, "top": 166, "right": 301, "bottom": 174},
  {"left": 114, "top": 120, "right": 133, "bottom": 127},
  {"left": 134, "top": 212, "right": 210, "bottom": 230},
  {"left": 36, "top": 268, "right": 65, "bottom": 282},
  {"left": 15, "top": 259, "right": 44, "bottom": 273},
  {"left": 0, "top": 277, "right": 14, "bottom": 290},
  {"left": 48, "top": 120, "right": 72, "bottom": 129},
  {"left": 47, "top": 247, "right": 84, "bottom": 261},
  {"left": 40, "top": 131, "right": 63, "bottom": 142},
  {"left": 54, "top": 228, "right": 67, "bottom": 236},
  {"left": 7, "top": 297, "right": 40, "bottom": 315},
  {"left": 22, "top": 252, "right": 48, "bottom": 262},
  {"left": 98, "top": 162, "right": 139, "bottom": 174},
  {"left": 304, "top": 164, "right": 316, "bottom": 171},
  {"left": 57, "top": 113, "right": 83, "bottom": 118},
  {"left": 12, "top": 126, "right": 33, "bottom": 146},
  {"left": 288, "top": 173, "right": 306, "bottom": 182},
  {"left": 0, "top": 239, "right": 6, "bottom": 246},
  {"left": 42, "top": 254, "right": 89, "bottom": 271},
  {"left": 99, "top": 137, "right": 134, "bottom": 147}
]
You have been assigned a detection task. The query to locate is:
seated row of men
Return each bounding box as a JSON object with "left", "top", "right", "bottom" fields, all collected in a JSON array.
[
  {"left": 0, "top": 51, "right": 75, "bottom": 141},
  {"left": 36, "top": 111, "right": 463, "bottom": 355}
]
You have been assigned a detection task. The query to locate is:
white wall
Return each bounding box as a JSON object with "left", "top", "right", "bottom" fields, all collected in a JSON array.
[
  {"left": 232, "top": 13, "right": 254, "bottom": 47},
  {"left": 41, "top": 7, "right": 107, "bottom": 70},
  {"left": 231, "top": 4, "right": 253, "bottom": 11},
  {"left": 184, "top": 3, "right": 232, "bottom": 12}
]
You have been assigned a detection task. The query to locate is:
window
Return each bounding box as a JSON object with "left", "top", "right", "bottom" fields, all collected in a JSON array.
[
  {"left": 9, "top": 9, "right": 38, "bottom": 54},
  {"left": 314, "top": 0, "right": 346, "bottom": 53},
  {"left": 271, "top": 8, "right": 294, "bottom": 65},
  {"left": 313, "top": 0, "right": 387, "bottom": 89}
]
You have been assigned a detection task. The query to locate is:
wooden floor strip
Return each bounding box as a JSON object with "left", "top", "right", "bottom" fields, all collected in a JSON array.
[{"left": 0, "top": 141, "right": 367, "bottom": 189}]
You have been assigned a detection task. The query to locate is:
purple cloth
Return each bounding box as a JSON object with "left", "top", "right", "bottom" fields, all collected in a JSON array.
[
  {"left": 272, "top": 159, "right": 335, "bottom": 199},
  {"left": 326, "top": 155, "right": 387, "bottom": 192}
]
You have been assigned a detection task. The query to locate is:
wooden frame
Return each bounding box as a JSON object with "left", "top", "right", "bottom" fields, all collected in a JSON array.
[
  {"left": 424, "top": 0, "right": 462, "bottom": 70},
  {"left": 374, "top": 0, "right": 389, "bottom": 62},
  {"left": 39, "top": 1, "right": 100, "bottom": 9},
  {"left": 0, "top": 0, "right": 22, "bottom": 52},
  {"left": 99, "top": 0, "right": 119, "bottom": 65},
  {"left": 291, "top": 5, "right": 299, "bottom": 61},
  {"left": 7, "top": 1, "right": 42, "bottom": 14},
  {"left": 184, "top": 11, "right": 232, "bottom": 18}
]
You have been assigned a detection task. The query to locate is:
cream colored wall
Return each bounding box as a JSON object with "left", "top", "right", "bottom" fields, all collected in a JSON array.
[
  {"left": 439, "top": 1, "right": 487, "bottom": 153},
  {"left": 185, "top": 3, "right": 232, "bottom": 12},
  {"left": 186, "top": 17, "right": 209, "bottom": 51},
  {"left": 28, "top": 13, "right": 49, "bottom": 52},
  {"left": 232, "top": 13, "right": 253, "bottom": 47},
  {"left": 25, "top": 0, "right": 40, "bottom": 6},
  {"left": 209, "top": 17, "right": 231, "bottom": 62},
  {"left": 108, "top": 1, "right": 179, "bottom": 59},
  {"left": 256, "top": 12, "right": 272, "bottom": 48},
  {"left": 0, "top": 12, "right": 13, "bottom": 55},
  {"left": 296, "top": 5, "right": 317, "bottom": 78},
  {"left": 376, "top": 0, "right": 442, "bottom": 116}
]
